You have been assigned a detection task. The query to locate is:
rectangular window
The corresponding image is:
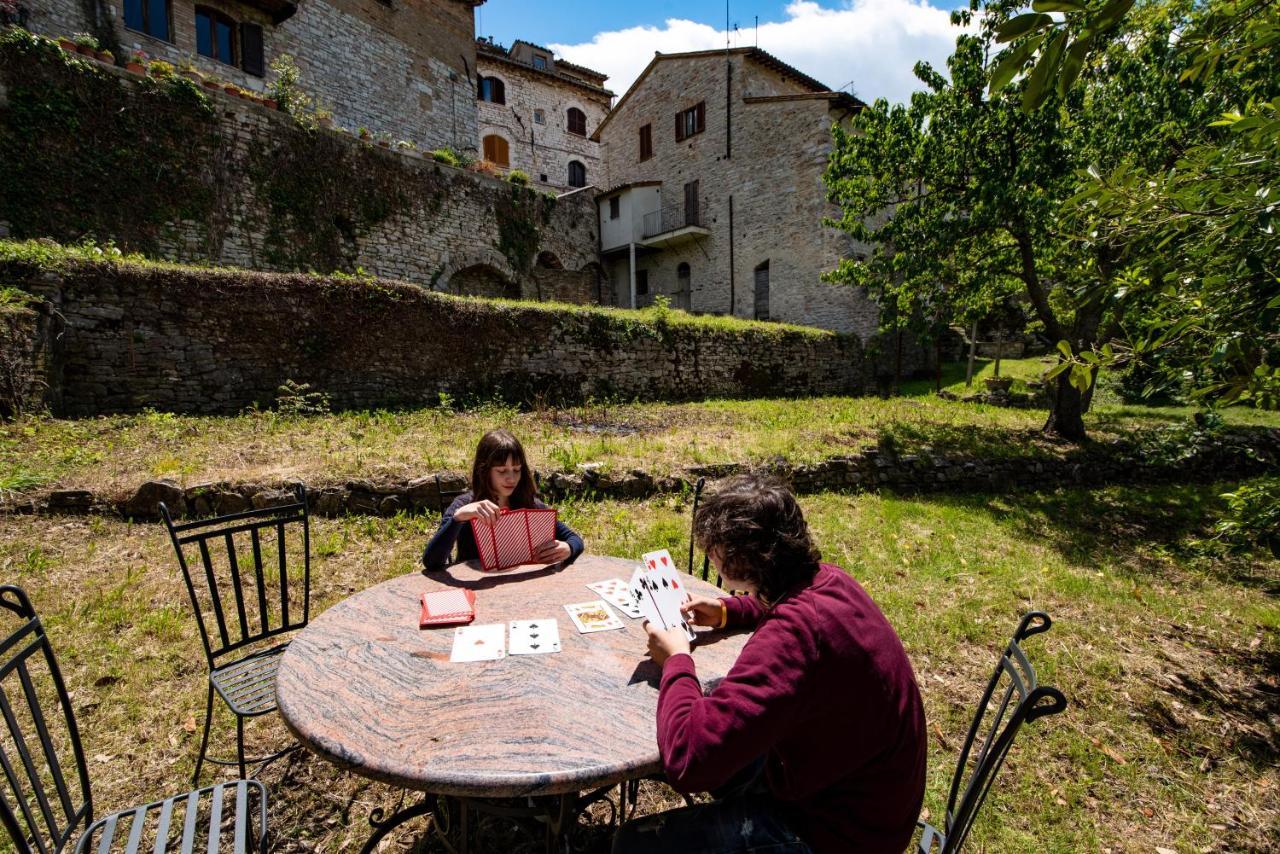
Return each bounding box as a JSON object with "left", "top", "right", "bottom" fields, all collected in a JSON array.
[
  {"left": 639, "top": 123, "right": 652, "bottom": 161},
  {"left": 609, "top": 196, "right": 620, "bottom": 220},
  {"left": 636, "top": 270, "right": 649, "bottom": 295},
  {"left": 534, "top": 109, "right": 545, "bottom": 125},
  {"left": 124, "top": 0, "right": 170, "bottom": 40},
  {"left": 533, "top": 55, "right": 547, "bottom": 70},
  {"left": 196, "top": 7, "right": 236, "bottom": 65},
  {"left": 675, "top": 101, "right": 705, "bottom": 142}
]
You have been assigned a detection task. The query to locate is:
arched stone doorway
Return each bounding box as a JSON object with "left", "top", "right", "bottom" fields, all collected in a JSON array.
[{"left": 447, "top": 264, "right": 519, "bottom": 299}]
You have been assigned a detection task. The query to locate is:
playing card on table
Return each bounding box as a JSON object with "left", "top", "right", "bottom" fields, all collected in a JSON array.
[
  {"left": 509, "top": 619, "right": 561, "bottom": 655},
  {"left": 563, "top": 600, "right": 624, "bottom": 634},
  {"left": 449, "top": 623, "right": 506, "bottom": 662},
  {"left": 587, "top": 578, "right": 644, "bottom": 619}
]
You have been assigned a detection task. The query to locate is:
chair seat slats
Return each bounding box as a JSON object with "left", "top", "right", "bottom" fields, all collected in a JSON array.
[
  {"left": 123, "top": 806, "right": 147, "bottom": 853},
  {"left": 179, "top": 791, "right": 198, "bottom": 853},
  {"left": 210, "top": 647, "right": 286, "bottom": 715},
  {"left": 94, "top": 814, "right": 117, "bottom": 854},
  {"left": 151, "top": 798, "right": 175, "bottom": 854},
  {"left": 205, "top": 784, "right": 223, "bottom": 854}
]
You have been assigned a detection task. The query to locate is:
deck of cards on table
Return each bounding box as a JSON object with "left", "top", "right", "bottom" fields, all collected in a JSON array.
[
  {"left": 469, "top": 507, "right": 558, "bottom": 571},
  {"left": 629, "top": 549, "right": 697, "bottom": 642}
]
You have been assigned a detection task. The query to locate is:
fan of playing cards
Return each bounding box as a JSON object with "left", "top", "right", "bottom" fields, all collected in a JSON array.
[
  {"left": 469, "top": 508, "right": 558, "bottom": 571},
  {"left": 628, "top": 549, "right": 697, "bottom": 642}
]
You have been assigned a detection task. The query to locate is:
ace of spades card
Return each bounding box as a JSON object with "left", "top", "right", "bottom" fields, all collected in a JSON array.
[
  {"left": 629, "top": 549, "right": 696, "bottom": 642},
  {"left": 508, "top": 619, "right": 562, "bottom": 655}
]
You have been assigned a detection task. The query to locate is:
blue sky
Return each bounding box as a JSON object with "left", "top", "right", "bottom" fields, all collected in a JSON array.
[{"left": 477, "top": 0, "right": 972, "bottom": 104}]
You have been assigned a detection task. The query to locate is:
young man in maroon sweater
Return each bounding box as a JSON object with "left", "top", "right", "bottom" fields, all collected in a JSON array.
[{"left": 614, "top": 474, "right": 927, "bottom": 854}]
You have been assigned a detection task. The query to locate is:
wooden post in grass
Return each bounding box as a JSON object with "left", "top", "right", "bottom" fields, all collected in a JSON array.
[{"left": 965, "top": 320, "right": 978, "bottom": 387}]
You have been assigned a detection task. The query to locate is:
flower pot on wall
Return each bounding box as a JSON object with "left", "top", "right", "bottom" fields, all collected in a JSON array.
[
  {"left": 76, "top": 44, "right": 95, "bottom": 56},
  {"left": 125, "top": 61, "right": 145, "bottom": 74},
  {"left": 202, "top": 79, "right": 220, "bottom": 91},
  {"left": 95, "top": 50, "right": 112, "bottom": 63},
  {"left": 58, "top": 38, "right": 76, "bottom": 52},
  {"left": 264, "top": 98, "right": 278, "bottom": 110},
  {"left": 223, "top": 84, "right": 238, "bottom": 96},
  {"left": 181, "top": 69, "right": 202, "bottom": 82}
]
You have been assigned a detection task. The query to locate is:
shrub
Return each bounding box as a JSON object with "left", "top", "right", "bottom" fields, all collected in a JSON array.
[
  {"left": 430, "top": 148, "right": 460, "bottom": 166},
  {"left": 147, "top": 59, "right": 174, "bottom": 78},
  {"left": 267, "top": 53, "right": 312, "bottom": 115},
  {"left": 274, "top": 380, "right": 331, "bottom": 417},
  {"left": 72, "top": 32, "right": 99, "bottom": 50},
  {"left": 507, "top": 169, "right": 531, "bottom": 186},
  {"left": 1217, "top": 478, "right": 1280, "bottom": 557}
]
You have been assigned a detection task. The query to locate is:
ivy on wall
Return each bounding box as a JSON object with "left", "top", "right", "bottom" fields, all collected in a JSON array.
[
  {"left": 0, "top": 28, "right": 220, "bottom": 254},
  {"left": 494, "top": 185, "right": 556, "bottom": 274}
]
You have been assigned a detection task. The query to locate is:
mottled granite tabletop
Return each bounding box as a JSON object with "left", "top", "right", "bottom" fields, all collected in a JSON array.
[{"left": 275, "top": 554, "right": 751, "bottom": 797}]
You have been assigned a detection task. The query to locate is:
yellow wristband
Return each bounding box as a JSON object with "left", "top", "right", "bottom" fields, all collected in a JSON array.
[{"left": 716, "top": 601, "right": 728, "bottom": 630}]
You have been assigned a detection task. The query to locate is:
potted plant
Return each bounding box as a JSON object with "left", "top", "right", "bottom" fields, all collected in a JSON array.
[
  {"left": 148, "top": 59, "right": 174, "bottom": 79},
  {"left": 315, "top": 108, "right": 333, "bottom": 129},
  {"left": 376, "top": 131, "right": 392, "bottom": 148},
  {"left": 201, "top": 75, "right": 221, "bottom": 91},
  {"left": 57, "top": 36, "right": 77, "bottom": 53},
  {"left": 125, "top": 48, "right": 147, "bottom": 74},
  {"left": 357, "top": 127, "right": 371, "bottom": 141},
  {"left": 176, "top": 57, "right": 201, "bottom": 82},
  {"left": 96, "top": 48, "right": 114, "bottom": 64},
  {"left": 72, "top": 33, "right": 98, "bottom": 56}
]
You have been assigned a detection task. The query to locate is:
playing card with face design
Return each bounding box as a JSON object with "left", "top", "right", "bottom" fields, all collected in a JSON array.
[
  {"left": 508, "top": 619, "right": 561, "bottom": 655},
  {"left": 563, "top": 600, "right": 624, "bottom": 633},
  {"left": 449, "top": 623, "right": 506, "bottom": 662},
  {"left": 587, "top": 578, "right": 644, "bottom": 619}
]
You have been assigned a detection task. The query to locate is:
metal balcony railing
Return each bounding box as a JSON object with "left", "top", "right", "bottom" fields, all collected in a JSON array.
[{"left": 641, "top": 199, "right": 706, "bottom": 239}]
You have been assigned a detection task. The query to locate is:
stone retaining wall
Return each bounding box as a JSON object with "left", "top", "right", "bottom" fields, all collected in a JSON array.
[
  {"left": 21, "top": 426, "right": 1280, "bottom": 520},
  {"left": 9, "top": 258, "right": 867, "bottom": 416}
]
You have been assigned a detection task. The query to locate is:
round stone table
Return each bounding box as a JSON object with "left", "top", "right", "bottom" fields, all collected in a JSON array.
[{"left": 276, "top": 553, "right": 750, "bottom": 848}]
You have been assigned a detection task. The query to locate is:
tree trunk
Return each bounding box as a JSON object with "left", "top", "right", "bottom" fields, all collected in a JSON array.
[{"left": 1044, "top": 372, "right": 1088, "bottom": 442}]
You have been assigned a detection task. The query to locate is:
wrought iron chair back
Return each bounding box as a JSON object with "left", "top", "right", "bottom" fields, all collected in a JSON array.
[
  {"left": 160, "top": 488, "right": 311, "bottom": 670},
  {"left": 921, "top": 611, "right": 1067, "bottom": 853},
  {"left": 0, "top": 585, "right": 93, "bottom": 854},
  {"left": 687, "top": 478, "right": 720, "bottom": 588},
  {"left": 434, "top": 474, "right": 467, "bottom": 516}
]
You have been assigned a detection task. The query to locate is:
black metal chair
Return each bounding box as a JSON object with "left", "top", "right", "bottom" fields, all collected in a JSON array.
[
  {"left": 917, "top": 611, "right": 1068, "bottom": 853},
  {"left": 688, "top": 477, "right": 721, "bottom": 588},
  {"left": 160, "top": 486, "right": 310, "bottom": 784},
  {"left": 0, "top": 585, "right": 268, "bottom": 853}
]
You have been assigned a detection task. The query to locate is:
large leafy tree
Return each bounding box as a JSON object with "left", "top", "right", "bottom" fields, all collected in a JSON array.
[{"left": 995, "top": 0, "right": 1280, "bottom": 407}]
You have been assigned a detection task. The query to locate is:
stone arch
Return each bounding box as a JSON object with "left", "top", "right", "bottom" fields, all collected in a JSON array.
[
  {"left": 535, "top": 251, "right": 564, "bottom": 270},
  {"left": 435, "top": 249, "right": 520, "bottom": 298}
]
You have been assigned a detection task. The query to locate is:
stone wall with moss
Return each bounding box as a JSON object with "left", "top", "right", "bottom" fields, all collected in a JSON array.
[
  {"left": 8, "top": 254, "right": 867, "bottom": 416},
  {"left": 0, "top": 29, "right": 600, "bottom": 302}
]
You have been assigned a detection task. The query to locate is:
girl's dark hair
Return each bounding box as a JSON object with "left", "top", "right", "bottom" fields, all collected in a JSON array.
[
  {"left": 693, "top": 474, "right": 820, "bottom": 603},
  {"left": 470, "top": 429, "right": 537, "bottom": 508}
]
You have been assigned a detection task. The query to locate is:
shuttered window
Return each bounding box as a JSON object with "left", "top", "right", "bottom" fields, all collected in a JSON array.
[
  {"left": 240, "top": 22, "right": 264, "bottom": 77},
  {"left": 675, "top": 101, "right": 705, "bottom": 142},
  {"left": 482, "top": 135, "right": 510, "bottom": 167},
  {"left": 639, "top": 124, "right": 652, "bottom": 161},
  {"left": 568, "top": 160, "right": 587, "bottom": 188},
  {"left": 567, "top": 108, "right": 587, "bottom": 136}
]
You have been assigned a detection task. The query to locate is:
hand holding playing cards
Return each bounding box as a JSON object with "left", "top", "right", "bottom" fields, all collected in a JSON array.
[
  {"left": 532, "top": 539, "right": 571, "bottom": 564},
  {"left": 681, "top": 594, "right": 725, "bottom": 628},
  {"left": 454, "top": 500, "right": 501, "bottom": 524},
  {"left": 645, "top": 620, "right": 692, "bottom": 665}
]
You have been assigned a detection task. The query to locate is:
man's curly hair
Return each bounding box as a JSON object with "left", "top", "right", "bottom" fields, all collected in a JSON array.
[{"left": 693, "top": 474, "right": 821, "bottom": 603}]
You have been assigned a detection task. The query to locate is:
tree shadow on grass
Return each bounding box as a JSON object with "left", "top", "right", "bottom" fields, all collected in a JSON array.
[{"left": 915, "top": 481, "right": 1278, "bottom": 596}]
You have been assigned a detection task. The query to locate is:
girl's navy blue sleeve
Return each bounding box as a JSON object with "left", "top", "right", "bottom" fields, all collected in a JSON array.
[
  {"left": 556, "top": 519, "right": 584, "bottom": 565},
  {"left": 422, "top": 494, "right": 471, "bottom": 571}
]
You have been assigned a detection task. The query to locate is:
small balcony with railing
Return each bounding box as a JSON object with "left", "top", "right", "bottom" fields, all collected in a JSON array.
[{"left": 640, "top": 197, "right": 710, "bottom": 249}]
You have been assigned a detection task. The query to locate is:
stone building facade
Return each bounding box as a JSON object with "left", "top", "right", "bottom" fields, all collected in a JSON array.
[
  {"left": 593, "top": 48, "right": 880, "bottom": 338},
  {"left": 18, "top": 0, "right": 482, "bottom": 152},
  {"left": 475, "top": 37, "right": 611, "bottom": 192}
]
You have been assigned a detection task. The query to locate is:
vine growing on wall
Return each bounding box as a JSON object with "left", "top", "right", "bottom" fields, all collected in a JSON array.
[
  {"left": 0, "top": 28, "right": 220, "bottom": 253},
  {"left": 493, "top": 185, "right": 554, "bottom": 274}
]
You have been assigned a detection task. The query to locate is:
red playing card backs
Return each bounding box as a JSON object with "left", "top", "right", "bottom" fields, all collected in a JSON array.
[
  {"left": 419, "top": 588, "right": 476, "bottom": 628},
  {"left": 469, "top": 508, "right": 558, "bottom": 571}
]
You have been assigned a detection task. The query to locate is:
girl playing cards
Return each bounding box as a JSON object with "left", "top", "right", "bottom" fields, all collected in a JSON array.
[
  {"left": 616, "top": 474, "right": 927, "bottom": 854},
  {"left": 422, "top": 429, "right": 583, "bottom": 571}
]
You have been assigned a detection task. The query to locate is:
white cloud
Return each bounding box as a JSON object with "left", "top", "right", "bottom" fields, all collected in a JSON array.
[{"left": 549, "top": 0, "right": 968, "bottom": 106}]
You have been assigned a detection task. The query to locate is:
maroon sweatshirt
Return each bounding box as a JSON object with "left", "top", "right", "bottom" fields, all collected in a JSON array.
[{"left": 656, "top": 563, "right": 927, "bottom": 854}]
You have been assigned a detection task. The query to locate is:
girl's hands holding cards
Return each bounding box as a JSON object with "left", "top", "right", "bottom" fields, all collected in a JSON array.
[
  {"left": 533, "top": 539, "right": 572, "bottom": 564},
  {"left": 455, "top": 500, "right": 501, "bottom": 523},
  {"left": 681, "top": 594, "right": 724, "bottom": 627},
  {"left": 645, "top": 621, "right": 691, "bottom": 665}
]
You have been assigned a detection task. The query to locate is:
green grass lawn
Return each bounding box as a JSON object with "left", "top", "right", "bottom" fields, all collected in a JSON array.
[
  {"left": 3, "top": 480, "right": 1276, "bottom": 851},
  {"left": 7, "top": 385, "right": 1278, "bottom": 498}
]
